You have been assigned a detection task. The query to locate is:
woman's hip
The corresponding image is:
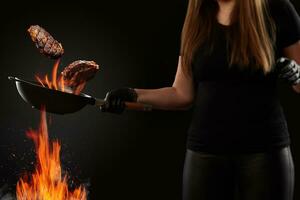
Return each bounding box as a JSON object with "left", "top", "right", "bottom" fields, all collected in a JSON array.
[{"left": 182, "top": 146, "right": 294, "bottom": 200}]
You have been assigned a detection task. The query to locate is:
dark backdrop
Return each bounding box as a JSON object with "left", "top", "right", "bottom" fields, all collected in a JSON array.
[{"left": 0, "top": 1, "right": 299, "bottom": 199}]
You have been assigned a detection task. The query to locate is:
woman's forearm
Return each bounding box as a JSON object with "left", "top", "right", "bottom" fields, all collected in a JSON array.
[
  {"left": 292, "top": 84, "right": 300, "bottom": 93},
  {"left": 134, "top": 87, "right": 193, "bottom": 110}
]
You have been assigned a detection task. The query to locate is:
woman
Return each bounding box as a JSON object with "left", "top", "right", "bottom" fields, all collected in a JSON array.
[{"left": 101, "top": 0, "right": 300, "bottom": 199}]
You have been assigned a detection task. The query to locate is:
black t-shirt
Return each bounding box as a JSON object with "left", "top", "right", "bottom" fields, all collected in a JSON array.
[{"left": 187, "top": 0, "right": 300, "bottom": 153}]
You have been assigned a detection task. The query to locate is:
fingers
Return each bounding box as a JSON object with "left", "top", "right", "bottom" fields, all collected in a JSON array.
[
  {"left": 100, "top": 92, "right": 126, "bottom": 114},
  {"left": 100, "top": 87, "right": 137, "bottom": 114},
  {"left": 280, "top": 62, "right": 296, "bottom": 74},
  {"left": 277, "top": 58, "right": 300, "bottom": 85},
  {"left": 110, "top": 98, "right": 125, "bottom": 113},
  {"left": 279, "top": 66, "right": 297, "bottom": 79},
  {"left": 289, "top": 73, "right": 300, "bottom": 83},
  {"left": 276, "top": 57, "right": 291, "bottom": 70},
  {"left": 104, "top": 91, "right": 111, "bottom": 101}
]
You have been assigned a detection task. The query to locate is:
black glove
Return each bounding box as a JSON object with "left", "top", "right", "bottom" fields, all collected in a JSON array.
[
  {"left": 276, "top": 57, "right": 300, "bottom": 85},
  {"left": 100, "top": 87, "right": 138, "bottom": 114}
]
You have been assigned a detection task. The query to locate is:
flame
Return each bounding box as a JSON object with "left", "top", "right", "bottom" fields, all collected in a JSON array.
[
  {"left": 16, "top": 109, "right": 87, "bottom": 200},
  {"left": 35, "top": 59, "right": 66, "bottom": 93},
  {"left": 35, "top": 59, "right": 86, "bottom": 95}
]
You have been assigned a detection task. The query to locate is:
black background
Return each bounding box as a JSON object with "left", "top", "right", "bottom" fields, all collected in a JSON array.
[{"left": 0, "top": 0, "right": 299, "bottom": 199}]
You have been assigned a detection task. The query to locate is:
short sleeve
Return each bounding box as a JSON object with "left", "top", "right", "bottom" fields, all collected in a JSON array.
[{"left": 270, "top": 0, "right": 300, "bottom": 49}]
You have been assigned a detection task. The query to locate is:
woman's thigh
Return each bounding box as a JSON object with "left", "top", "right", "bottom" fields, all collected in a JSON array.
[
  {"left": 182, "top": 146, "right": 295, "bottom": 200},
  {"left": 236, "top": 146, "right": 295, "bottom": 200},
  {"left": 182, "top": 149, "right": 236, "bottom": 200}
]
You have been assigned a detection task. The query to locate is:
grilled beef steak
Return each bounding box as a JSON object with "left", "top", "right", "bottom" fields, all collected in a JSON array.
[
  {"left": 61, "top": 60, "right": 99, "bottom": 89},
  {"left": 28, "top": 25, "right": 64, "bottom": 59}
]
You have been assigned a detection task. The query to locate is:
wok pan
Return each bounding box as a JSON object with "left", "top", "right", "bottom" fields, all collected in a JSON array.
[{"left": 8, "top": 76, "right": 152, "bottom": 114}]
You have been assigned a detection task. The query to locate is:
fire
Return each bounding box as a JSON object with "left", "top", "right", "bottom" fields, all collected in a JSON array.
[
  {"left": 35, "top": 59, "right": 67, "bottom": 93},
  {"left": 16, "top": 109, "right": 87, "bottom": 200}
]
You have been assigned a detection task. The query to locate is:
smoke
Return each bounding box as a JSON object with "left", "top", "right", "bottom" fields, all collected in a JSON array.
[{"left": 0, "top": 185, "right": 16, "bottom": 200}]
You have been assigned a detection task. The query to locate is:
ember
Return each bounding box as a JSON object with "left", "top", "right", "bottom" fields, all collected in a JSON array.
[{"left": 16, "top": 108, "right": 87, "bottom": 200}]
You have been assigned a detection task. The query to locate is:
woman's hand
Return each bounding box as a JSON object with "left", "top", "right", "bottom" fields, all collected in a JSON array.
[
  {"left": 100, "top": 87, "right": 138, "bottom": 114},
  {"left": 277, "top": 57, "right": 300, "bottom": 85}
]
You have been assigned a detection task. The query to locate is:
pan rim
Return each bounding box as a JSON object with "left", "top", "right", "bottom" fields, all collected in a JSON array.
[{"left": 8, "top": 76, "right": 93, "bottom": 99}]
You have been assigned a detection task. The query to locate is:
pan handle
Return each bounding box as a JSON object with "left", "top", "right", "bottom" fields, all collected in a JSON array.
[
  {"left": 94, "top": 98, "right": 152, "bottom": 112},
  {"left": 124, "top": 102, "right": 152, "bottom": 111}
]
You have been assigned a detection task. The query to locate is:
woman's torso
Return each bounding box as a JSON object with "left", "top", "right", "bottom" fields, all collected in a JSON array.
[{"left": 186, "top": 0, "right": 300, "bottom": 153}]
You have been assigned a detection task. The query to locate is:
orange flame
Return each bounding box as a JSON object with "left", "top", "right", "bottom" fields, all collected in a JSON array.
[
  {"left": 35, "top": 59, "right": 66, "bottom": 93},
  {"left": 16, "top": 109, "right": 87, "bottom": 200},
  {"left": 35, "top": 59, "right": 86, "bottom": 95}
]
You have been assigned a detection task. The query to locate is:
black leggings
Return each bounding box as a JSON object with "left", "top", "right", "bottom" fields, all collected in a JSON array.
[{"left": 182, "top": 146, "right": 294, "bottom": 200}]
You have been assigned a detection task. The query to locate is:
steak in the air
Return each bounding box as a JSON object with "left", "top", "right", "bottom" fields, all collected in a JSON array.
[{"left": 28, "top": 25, "right": 64, "bottom": 59}]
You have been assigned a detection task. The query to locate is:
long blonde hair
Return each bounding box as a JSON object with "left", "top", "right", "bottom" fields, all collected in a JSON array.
[{"left": 180, "top": 0, "right": 276, "bottom": 76}]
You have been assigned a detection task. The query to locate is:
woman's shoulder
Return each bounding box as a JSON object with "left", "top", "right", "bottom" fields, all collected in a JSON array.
[
  {"left": 267, "top": 0, "right": 300, "bottom": 49},
  {"left": 267, "top": 0, "right": 297, "bottom": 14},
  {"left": 266, "top": 0, "right": 299, "bottom": 25}
]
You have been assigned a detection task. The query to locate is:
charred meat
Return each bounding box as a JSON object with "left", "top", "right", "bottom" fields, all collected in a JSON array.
[
  {"left": 61, "top": 60, "right": 99, "bottom": 89},
  {"left": 28, "top": 25, "right": 64, "bottom": 59}
]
